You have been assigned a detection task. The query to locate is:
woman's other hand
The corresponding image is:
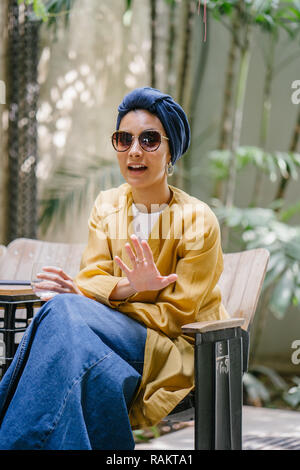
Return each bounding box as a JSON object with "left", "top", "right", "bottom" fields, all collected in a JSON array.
[
  {"left": 114, "top": 234, "right": 178, "bottom": 293},
  {"left": 34, "top": 267, "right": 83, "bottom": 300}
]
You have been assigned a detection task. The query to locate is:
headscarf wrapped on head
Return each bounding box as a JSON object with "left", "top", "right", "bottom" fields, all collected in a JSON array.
[{"left": 116, "top": 87, "right": 191, "bottom": 165}]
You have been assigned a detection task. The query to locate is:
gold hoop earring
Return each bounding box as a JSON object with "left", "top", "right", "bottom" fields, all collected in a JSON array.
[{"left": 166, "top": 162, "right": 174, "bottom": 177}]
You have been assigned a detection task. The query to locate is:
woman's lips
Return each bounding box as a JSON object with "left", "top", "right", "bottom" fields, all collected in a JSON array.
[{"left": 128, "top": 166, "right": 148, "bottom": 173}]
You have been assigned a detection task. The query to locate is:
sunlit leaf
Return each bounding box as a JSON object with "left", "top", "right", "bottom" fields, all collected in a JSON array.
[
  {"left": 263, "top": 256, "right": 287, "bottom": 289},
  {"left": 243, "top": 372, "right": 271, "bottom": 403},
  {"left": 293, "top": 286, "right": 300, "bottom": 305},
  {"left": 249, "top": 365, "right": 288, "bottom": 391},
  {"left": 208, "top": 147, "right": 300, "bottom": 183},
  {"left": 292, "top": 376, "right": 300, "bottom": 386},
  {"left": 269, "top": 268, "right": 295, "bottom": 318},
  {"left": 279, "top": 201, "right": 300, "bottom": 222},
  {"left": 284, "top": 237, "right": 300, "bottom": 261},
  {"left": 274, "top": 151, "right": 299, "bottom": 180},
  {"left": 283, "top": 385, "right": 300, "bottom": 408}
]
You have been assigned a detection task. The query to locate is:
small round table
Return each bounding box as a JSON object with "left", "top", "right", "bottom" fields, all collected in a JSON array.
[{"left": 0, "top": 284, "right": 42, "bottom": 377}]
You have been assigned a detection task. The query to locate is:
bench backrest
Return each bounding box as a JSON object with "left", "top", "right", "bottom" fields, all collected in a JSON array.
[
  {"left": 218, "top": 248, "right": 269, "bottom": 331},
  {"left": 0, "top": 239, "right": 269, "bottom": 331},
  {"left": 0, "top": 238, "right": 85, "bottom": 281}
]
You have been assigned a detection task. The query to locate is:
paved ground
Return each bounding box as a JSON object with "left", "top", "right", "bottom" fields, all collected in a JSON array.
[{"left": 135, "top": 406, "right": 300, "bottom": 450}]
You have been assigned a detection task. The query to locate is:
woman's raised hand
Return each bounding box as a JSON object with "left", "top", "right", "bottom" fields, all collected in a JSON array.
[{"left": 114, "top": 234, "right": 178, "bottom": 293}]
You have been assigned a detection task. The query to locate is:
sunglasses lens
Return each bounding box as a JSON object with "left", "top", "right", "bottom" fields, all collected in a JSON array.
[
  {"left": 112, "top": 131, "right": 132, "bottom": 151},
  {"left": 112, "top": 130, "right": 162, "bottom": 152},
  {"left": 139, "top": 131, "right": 161, "bottom": 151}
]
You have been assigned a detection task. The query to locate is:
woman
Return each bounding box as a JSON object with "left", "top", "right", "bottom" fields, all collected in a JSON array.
[{"left": 0, "top": 87, "right": 228, "bottom": 450}]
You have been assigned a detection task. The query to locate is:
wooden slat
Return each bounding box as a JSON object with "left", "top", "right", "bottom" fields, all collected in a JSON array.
[
  {"left": 217, "top": 248, "right": 270, "bottom": 331},
  {"left": 0, "top": 238, "right": 86, "bottom": 282},
  {"left": 217, "top": 252, "right": 241, "bottom": 308}
]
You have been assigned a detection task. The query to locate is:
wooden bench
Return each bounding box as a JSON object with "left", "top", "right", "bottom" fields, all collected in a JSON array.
[
  {"left": 179, "top": 248, "right": 269, "bottom": 449},
  {"left": 0, "top": 238, "right": 269, "bottom": 450},
  {"left": 0, "top": 239, "right": 85, "bottom": 375}
]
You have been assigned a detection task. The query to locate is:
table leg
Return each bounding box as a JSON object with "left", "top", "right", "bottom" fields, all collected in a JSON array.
[{"left": 3, "top": 303, "right": 17, "bottom": 374}]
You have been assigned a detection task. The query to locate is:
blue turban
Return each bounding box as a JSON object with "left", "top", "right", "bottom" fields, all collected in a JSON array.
[{"left": 116, "top": 87, "right": 191, "bottom": 165}]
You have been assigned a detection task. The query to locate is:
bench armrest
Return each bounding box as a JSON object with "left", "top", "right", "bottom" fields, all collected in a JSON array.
[{"left": 181, "top": 317, "right": 245, "bottom": 335}]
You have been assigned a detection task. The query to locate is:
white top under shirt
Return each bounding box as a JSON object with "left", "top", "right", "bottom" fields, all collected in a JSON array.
[{"left": 132, "top": 203, "right": 164, "bottom": 241}]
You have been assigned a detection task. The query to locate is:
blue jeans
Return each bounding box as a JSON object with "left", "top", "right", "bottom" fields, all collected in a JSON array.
[{"left": 0, "top": 294, "right": 147, "bottom": 450}]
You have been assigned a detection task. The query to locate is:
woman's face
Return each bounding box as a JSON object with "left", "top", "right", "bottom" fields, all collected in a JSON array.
[{"left": 115, "top": 109, "right": 171, "bottom": 191}]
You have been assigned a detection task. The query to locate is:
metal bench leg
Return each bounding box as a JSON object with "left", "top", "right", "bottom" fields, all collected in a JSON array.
[
  {"left": 194, "top": 328, "right": 243, "bottom": 450},
  {"left": 194, "top": 336, "right": 215, "bottom": 450},
  {"left": 215, "top": 339, "right": 231, "bottom": 449},
  {"left": 228, "top": 335, "right": 243, "bottom": 449},
  {"left": 3, "top": 304, "right": 17, "bottom": 374},
  {"left": 26, "top": 303, "right": 34, "bottom": 326}
]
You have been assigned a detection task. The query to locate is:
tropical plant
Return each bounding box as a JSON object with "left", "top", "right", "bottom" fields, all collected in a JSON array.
[
  {"left": 275, "top": 107, "right": 300, "bottom": 201},
  {"left": 213, "top": 201, "right": 300, "bottom": 363},
  {"left": 205, "top": 3, "right": 300, "bottom": 356},
  {"left": 243, "top": 365, "right": 288, "bottom": 407},
  {"left": 19, "top": 0, "right": 134, "bottom": 29},
  {"left": 243, "top": 366, "right": 300, "bottom": 411},
  {"left": 209, "top": 146, "right": 300, "bottom": 189},
  {"left": 205, "top": 0, "right": 300, "bottom": 212},
  {"left": 38, "top": 156, "right": 123, "bottom": 235},
  {"left": 16, "top": 0, "right": 134, "bottom": 235},
  {"left": 252, "top": 1, "right": 300, "bottom": 205},
  {"left": 18, "top": 0, "right": 76, "bottom": 29},
  {"left": 283, "top": 376, "right": 300, "bottom": 408}
]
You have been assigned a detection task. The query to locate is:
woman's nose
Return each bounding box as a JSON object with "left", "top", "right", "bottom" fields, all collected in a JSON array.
[{"left": 128, "top": 136, "right": 143, "bottom": 156}]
